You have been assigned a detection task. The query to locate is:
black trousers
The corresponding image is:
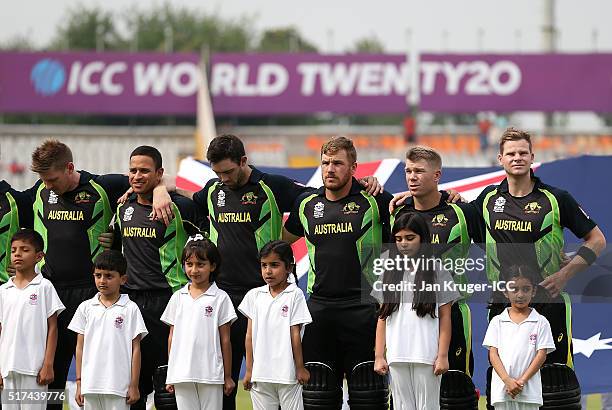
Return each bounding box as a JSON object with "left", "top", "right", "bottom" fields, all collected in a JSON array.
[
  {"left": 302, "top": 298, "right": 378, "bottom": 388},
  {"left": 127, "top": 289, "right": 172, "bottom": 410},
  {"left": 46, "top": 286, "right": 97, "bottom": 410},
  {"left": 222, "top": 292, "right": 248, "bottom": 410}
]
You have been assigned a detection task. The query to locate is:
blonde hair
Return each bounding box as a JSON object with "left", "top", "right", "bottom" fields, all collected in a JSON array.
[{"left": 31, "top": 139, "right": 73, "bottom": 173}]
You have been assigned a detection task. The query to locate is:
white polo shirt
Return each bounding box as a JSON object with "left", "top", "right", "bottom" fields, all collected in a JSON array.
[
  {"left": 385, "top": 269, "right": 459, "bottom": 366},
  {"left": 0, "top": 274, "right": 65, "bottom": 378},
  {"left": 160, "top": 282, "right": 237, "bottom": 384},
  {"left": 68, "top": 294, "right": 148, "bottom": 397},
  {"left": 483, "top": 307, "right": 555, "bottom": 406},
  {"left": 238, "top": 284, "right": 312, "bottom": 384}
]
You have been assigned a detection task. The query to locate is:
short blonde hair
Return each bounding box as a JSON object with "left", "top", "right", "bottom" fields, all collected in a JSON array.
[
  {"left": 321, "top": 136, "right": 357, "bottom": 164},
  {"left": 31, "top": 139, "right": 73, "bottom": 173},
  {"left": 406, "top": 146, "right": 442, "bottom": 169},
  {"left": 499, "top": 127, "right": 532, "bottom": 154}
]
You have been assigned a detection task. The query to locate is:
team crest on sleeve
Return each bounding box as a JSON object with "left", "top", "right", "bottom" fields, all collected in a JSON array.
[
  {"left": 204, "top": 306, "right": 214, "bottom": 317},
  {"left": 29, "top": 293, "right": 38, "bottom": 305},
  {"left": 432, "top": 214, "right": 448, "bottom": 227},
  {"left": 217, "top": 191, "right": 226, "bottom": 207},
  {"left": 342, "top": 202, "right": 360, "bottom": 215},
  {"left": 75, "top": 192, "right": 93, "bottom": 204},
  {"left": 114, "top": 316, "right": 124, "bottom": 329},
  {"left": 524, "top": 202, "right": 541, "bottom": 214},
  {"left": 241, "top": 192, "right": 258, "bottom": 205},
  {"left": 48, "top": 191, "right": 58, "bottom": 204},
  {"left": 123, "top": 206, "right": 134, "bottom": 222},
  {"left": 314, "top": 202, "right": 325, "bottom": 219},
  {"left": 281, "top": 305, "right": 289, "bottom": 317},
  {"left": 493, "top": 197, "right": 506, "bottom": 213}
]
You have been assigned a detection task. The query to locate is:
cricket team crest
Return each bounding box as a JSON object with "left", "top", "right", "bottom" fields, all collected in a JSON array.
[
  {"left": 524, "top": 201, "right": 542, "bottom": 214},
  {"left": 432, "top": 213, "right": 449, "bottom": 227},
  {"left": 29, "top": 293, "right": 38, "bottom": 305},
  {"left": 241, "top": 192, "right": 258, "bottom": 205},
  {"left": 342, "top": 202, "right": 360, "bottom": 215},
  {"left": 75, "top": 191, "right": 93, "bottom": 204},
  {"left": 281, "top": 305, "right": 289, "bottom": 317},
  {"left": 114, "top": 316, "right": 124, "bottom": 329}
]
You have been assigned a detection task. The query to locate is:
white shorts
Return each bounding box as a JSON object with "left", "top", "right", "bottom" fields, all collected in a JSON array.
[
  {"left": 388, "top": 362, "right": 440, "bottom": 410},
  {"left": 173, "top": 382, "right": 222, "bottom": 410},
  {"left": 493, "top": 402, "right": 540, "bottom": 410},
  {"left": 250, "top": 382, "right": 303, "bottom": 410},
  {"left": 0, "top": 372, "right": 47, "bottom": 410},
  {"left": 84, "top": 394, "right": 129, "bottom": 410}
]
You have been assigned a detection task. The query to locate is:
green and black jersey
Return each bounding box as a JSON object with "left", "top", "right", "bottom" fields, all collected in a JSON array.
[
  {"left": 284, "top": 178, "right": 392, "bottom": 299},
  {"left": 192, "top": 166, "right": 309, "bottom": 295},
  {"left": 117, "top": 192, "right": 203, "bottom": 292},
  {"left": 473, "top": 175, "right": 597, "bottom": 283},
  {"left": 0, "top": 181, "right": 34, "bottom": 283},
  {"left": 391, "top": 192, "right": 484, "bottom": 298},
  {"left": 33, "top": 171, "right": 129, "bottom": 288}
]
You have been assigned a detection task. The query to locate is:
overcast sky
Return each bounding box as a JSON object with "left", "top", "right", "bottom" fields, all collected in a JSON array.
[{"left": 2, "top": 0, "right": 611, "bottom": 53}]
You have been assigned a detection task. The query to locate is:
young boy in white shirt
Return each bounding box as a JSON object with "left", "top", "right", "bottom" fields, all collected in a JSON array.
[
  {"left": 0, "top": 229, "right": 65, "bottom": 409},
  {"left": 69, "top": 250, "right": 147, "bottom": 410},
  {"left": 483, "top": 265, "right": 556, "bottom": 410}
]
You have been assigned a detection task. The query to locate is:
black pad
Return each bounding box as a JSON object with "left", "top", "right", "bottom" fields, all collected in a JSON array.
[
  {"left": 347, "top": 361, "right": 389, "bottom": 410},
  {"left": 541, "top": 364, "right": 581, "bottom": 410},
  {"left": 440, "top": 370, "right": 478, "bottom": 409},
  {"left": 153, "top": 365, "right": 178, "bottom": 410},
  {"left": 303, "top": 362, "right": 343, "bottom": 410}
]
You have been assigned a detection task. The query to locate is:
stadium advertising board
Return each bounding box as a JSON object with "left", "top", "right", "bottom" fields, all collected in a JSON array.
[{"left": 1, "top": 52, "right": 611, "bottom": 114}]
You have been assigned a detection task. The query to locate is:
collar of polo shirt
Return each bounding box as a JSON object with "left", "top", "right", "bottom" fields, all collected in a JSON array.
[
  {"left": 91, "top": 293, "right": 129, "bottom": 307},
  {"left": 499, "top": 307, "right": 539, "bottom": 323},
  {"left": 5, "top": 273, "right": 43, "bottom": 288},
  {"left": 180, "top": 282, "right": 219, "bottom": 296}
]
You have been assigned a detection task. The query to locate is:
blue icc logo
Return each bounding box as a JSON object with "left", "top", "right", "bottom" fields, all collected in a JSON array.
[{"left": 30, "top": 59, "right": 66, "bottom": 96}]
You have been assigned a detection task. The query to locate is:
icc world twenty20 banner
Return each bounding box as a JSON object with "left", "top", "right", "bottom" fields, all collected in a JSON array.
[{"left": 1, "top": 51, "right": 611, "bottom": 115}]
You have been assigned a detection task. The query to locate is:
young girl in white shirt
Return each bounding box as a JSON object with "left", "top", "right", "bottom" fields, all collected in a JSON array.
[
  {"left": 483, "top": 265, "right": 555, "bottom": 410},
  {"left": 162, "top": 236, "right": 237, "bottom": 409},
  {"left": 239, "top": 240, "right": 312, "bottom": 410},
  {"left": 374, "top": 213, "right": 458, "bottom": 410}
]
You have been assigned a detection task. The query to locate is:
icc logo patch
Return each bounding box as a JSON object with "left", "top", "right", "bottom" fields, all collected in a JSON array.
[
  {"left": 241, "top": 192, "right": 258, "bottom": 205},
  {"left": 314, "top": 202, "right": 325, "bottom": 219},
  {"left": 432, "top": 214, "right": 448, "bottom": 227},
  {"left": 48, "top": 191, "right": 59, "bottom": 205},
  {"left": 529, "top": 333, "right": 537, "bottom": 345},
  {"left": 205, "top": 306, "right": 214, "bottom": 317},
  {"left": 29, "top": 293, "right": 38, "bottom": 305},
  {"left": 342, "top": 202, "right": 360, "bottom": 215},
  {"left": 493, "top": 197, "right": 506, "bottom": 213},
  {"left": 524, "top": 202, "right": 541, "bottom": 214},
  {"left": 123, "top": 206, "right": 134, "bottom": 222},
  {"left": 281, "top": 305, "right": 289, "bottom": 317},
  {"left": 114, "top": 316, "right": 124, "bottom": 329},
  {"left": 217, "top": 191, "right": 225, "bottom": 207}
]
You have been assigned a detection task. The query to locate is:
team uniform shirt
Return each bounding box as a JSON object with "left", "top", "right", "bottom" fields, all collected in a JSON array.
[
  {"left": 68, "top": 294, "right": 148, "bottom": 397},
  {"left": 160, "top": 282, "right": 237, "bottom": 384},
  {"left": 284, "top": 178, "right": 393, "bottom": 299},
  {"left": 117, "top": 192, "right": 203, "bottom": 292},
  {"left": 33, "top": 172, "right": 129, "bottom": 288},
  {"left": 192, "top": 166, "right": 309, "bottom": 295},
  {"left": 0, "top": 274, "right": 65, "bottom": 378},
  {"left": 238, "top": 284, "right": 312, "bottom": 384},
  {"left": 473, "top": 175, "right": 597, "bottom": 283},
  {"left": 384, "top": 268, "right": 459, "bottom": 365},
  {"left": 0, "top": 180, "right": 34, "bottom": 283},
  {"left": 483, "top": 308, "right": 555, "bottom": 406}
]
